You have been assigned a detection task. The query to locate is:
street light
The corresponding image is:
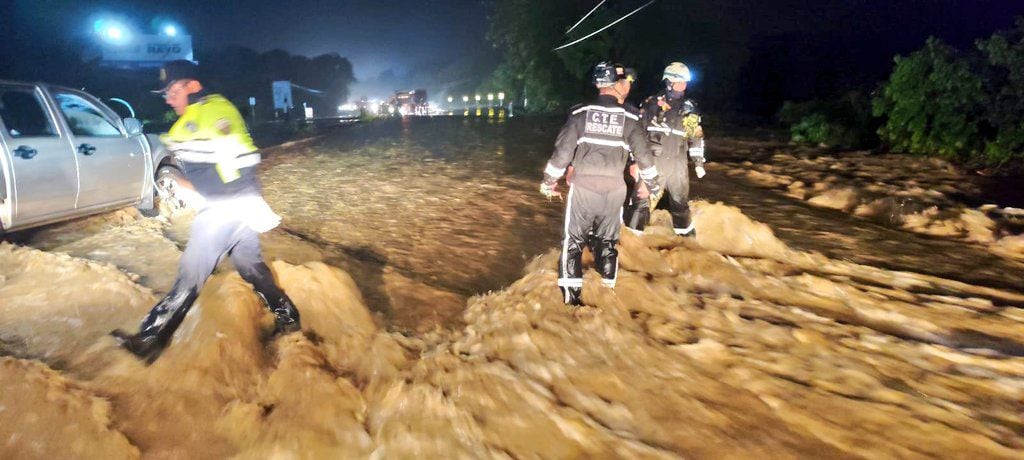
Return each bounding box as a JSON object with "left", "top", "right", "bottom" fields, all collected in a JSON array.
[
  {"left": 498, "top": 92, "right": 505, "bottom": 101},
  {"left": 462, "top": 95, "right": 469, "bottom": 102},
  {"left": 93, "top": 18, "right": 131, "bottom": 44},
  {"left": 163, "top": 24, "right": 178, "bottom": 37}
]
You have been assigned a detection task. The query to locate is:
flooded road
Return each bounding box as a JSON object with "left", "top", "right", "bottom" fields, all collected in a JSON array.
[
  {"left": 261, "top": 118, "right": 1024, "bottom": 308},
  {"left": 1, "top": 117, "right": 1022, "bottom": 458}
]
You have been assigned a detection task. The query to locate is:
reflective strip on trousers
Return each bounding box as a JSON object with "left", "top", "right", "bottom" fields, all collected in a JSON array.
[
  {"left": 674, "top": 222, "right": 695, "bottom": 235},
  {"left": 560, "top": 184, "right": 577, "bottom": 304},
  {"left": 558, "top": 278, "right": 584, "bottom": 288}
]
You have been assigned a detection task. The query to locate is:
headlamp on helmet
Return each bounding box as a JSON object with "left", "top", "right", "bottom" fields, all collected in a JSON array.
[
  {"left": 662, "top": 61, "right": 692, "bottom": 83},
  {"left": 591, "top": 61, "right": 637, "bottom": 87}
]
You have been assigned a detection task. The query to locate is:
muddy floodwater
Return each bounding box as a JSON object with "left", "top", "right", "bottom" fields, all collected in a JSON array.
[{"left": 1, "top": 118, "right": 1023, "bottom": 458}]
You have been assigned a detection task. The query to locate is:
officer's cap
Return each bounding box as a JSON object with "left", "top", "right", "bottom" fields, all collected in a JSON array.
[{"left": 154, "top": 60, "right": 200, "bottom": 93}]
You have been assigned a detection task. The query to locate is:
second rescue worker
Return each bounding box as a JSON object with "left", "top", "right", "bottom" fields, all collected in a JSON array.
[
  {"left": 111, "top": 60, "right": 301, "bottom": 363},
  {"left": 624, "top": 61, "right": 706, "bottom": 235},
  {"left": 540, "top": 62, "right": 662, "bottom": 306}
]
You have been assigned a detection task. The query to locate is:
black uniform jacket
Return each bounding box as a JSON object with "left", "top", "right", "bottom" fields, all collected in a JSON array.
[{"left": 544, "top": 95, "right": 659, "bottom": 188}]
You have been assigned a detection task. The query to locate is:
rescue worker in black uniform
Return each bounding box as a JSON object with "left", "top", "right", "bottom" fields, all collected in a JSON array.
[
  {"left": 540, "top": 62, "right": 662, "bottom": 306},
  {"left": 624, "top": 61, "right": 706, "bottom": 235},
  {"left": 111, "top": 60, "right": 301, "bottom": 363}
]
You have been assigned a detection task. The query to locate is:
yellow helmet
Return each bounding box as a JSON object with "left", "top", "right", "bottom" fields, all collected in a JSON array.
[{"left": 662, "top": 62, "right": 691, "bottom": 83}]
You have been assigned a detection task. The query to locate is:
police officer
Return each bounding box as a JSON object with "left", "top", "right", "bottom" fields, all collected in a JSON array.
[
  {"left": 540, "top": 62, "right": 662, "bottom": 306},
  {"left": 111, "top": 60, "right": 301, "bottom": 362},
  {"left": 624, "top": 61, "right": 706, "bottom": 235}
]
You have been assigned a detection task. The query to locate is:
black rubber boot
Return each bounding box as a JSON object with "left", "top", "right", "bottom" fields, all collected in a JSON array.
[
  {"left": 111, "top": 288, "right": 199, "bottom": 363},
  {"left": 256, "top": 292, "right": 302, "bottom": 336},
  {"left": 561, "top": 286, "right": 583, "bottom": 306},
  {"left": 592, "top": 238, "right": 619, "bottom": 287}
]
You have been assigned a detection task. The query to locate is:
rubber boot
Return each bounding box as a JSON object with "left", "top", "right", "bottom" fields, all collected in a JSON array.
[
  {"left": 256, "top": 291, "right": 302, "bottom": 335},
  {"left": 110, "top": 288, "right": 199, "bottom": 363},
  {"left": 592, "top": 238, "right": 619, "bottom": 288},
  {"left": 560, "top": 286, "right": 583, "bottom": 306},
  {"left": 626, "top": 202, "right": 650, "bottom": 232}
]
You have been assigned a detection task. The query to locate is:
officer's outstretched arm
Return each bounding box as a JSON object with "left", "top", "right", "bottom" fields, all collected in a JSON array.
[
  {"left": 543, "top": 116, "right": 578, "bottom": 183},
  {"left": 683, "top": 101, "right": 706, "bottom": 178},
  {"left": 628, "top": 122, "right": 662, "bottom": 197},
  {"left": 540, "top": 116, "right": 578, "bottom": 198}
]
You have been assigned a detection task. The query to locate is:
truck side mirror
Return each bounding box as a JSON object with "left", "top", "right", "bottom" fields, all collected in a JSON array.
[{"left": 124, "top": 117, "right": 143, "bottom": 136}]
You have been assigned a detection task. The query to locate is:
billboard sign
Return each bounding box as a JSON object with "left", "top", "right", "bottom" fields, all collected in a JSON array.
[
  {"left": 100, "top": 35, "right": 194, "bottom": 63},
  {"left": 272, "top": 81, "right": 293, "bottom": 110}
]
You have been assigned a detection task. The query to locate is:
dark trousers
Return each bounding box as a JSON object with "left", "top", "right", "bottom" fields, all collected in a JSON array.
[
  {"left": 136, "top": 210, "right": 291, "bottom": 338},
  {"left": 625, "top": 154, "right": 692, "bottom": 234},
  {"left": 558, "top": 181, "right": 626, "bottom": 305}
]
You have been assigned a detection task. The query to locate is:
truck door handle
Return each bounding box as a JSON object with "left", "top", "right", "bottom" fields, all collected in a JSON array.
[
  {"left": 78, "top": 143, "right": 96, "bottom": 155},
  {"left": 13, "top": 145, "right": 37, "bottom": 159}
]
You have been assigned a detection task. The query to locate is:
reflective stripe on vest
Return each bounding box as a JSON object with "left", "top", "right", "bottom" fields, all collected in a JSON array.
[
  {"left": 572, "top": 105, "right": 639, "bottom": 121},
  {"left": 577, "top": 137, "right": 630, "bottom": 149},
  {"left": 162, "top": 94, "right": 259, "bottom": 183},
  {"left": 545, "top": 162, "right": 566, "bottom": 178}
]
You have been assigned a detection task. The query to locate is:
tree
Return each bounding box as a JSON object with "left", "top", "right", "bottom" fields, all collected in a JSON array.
[
  {"left": 873, "top": 38, "right": 985, "bottom": 159},
  {"left": 484, "top": 0, "right": 750, "bottom": 113},
  {"left": 977, "top": 18, "right": 1024, "bottom": 162}
]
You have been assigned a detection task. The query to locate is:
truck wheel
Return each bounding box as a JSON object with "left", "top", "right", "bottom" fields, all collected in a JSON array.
[{"left": 153, "top": 165, "right": 191, "bottom": 216}]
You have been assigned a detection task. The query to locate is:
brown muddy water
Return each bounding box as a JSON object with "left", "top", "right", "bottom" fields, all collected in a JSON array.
[{"left": 1, "top": 118, "right": 1022, "bottom": 458}]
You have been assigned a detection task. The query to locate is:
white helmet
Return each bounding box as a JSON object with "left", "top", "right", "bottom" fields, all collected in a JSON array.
[{"left": 662, "top": 62, "right": 691, "bottom": 83}]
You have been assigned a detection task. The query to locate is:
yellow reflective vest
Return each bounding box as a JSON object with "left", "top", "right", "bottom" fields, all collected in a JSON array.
[{"left": 161, "top": 94, "right": 259, "bottom": 183}]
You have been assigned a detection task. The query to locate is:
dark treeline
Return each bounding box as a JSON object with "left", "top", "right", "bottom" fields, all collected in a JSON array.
[
  {"left": 482, "top": 0, "right": 1024, "bottom": 119},
  {"left": 0, "top": 43, "right": 354, "bottom": 126}
]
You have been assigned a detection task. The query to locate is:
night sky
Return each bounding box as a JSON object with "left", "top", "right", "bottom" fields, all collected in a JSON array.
[
  {"left": 6, "top": 0, "right": 1024, "bottom": 102},
  {"left": 6, "top": 0, "right": 489, "bottom": 83}
]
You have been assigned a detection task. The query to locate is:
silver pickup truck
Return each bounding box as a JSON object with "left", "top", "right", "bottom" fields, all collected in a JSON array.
[{"left": 0, "top": 80, "right": 186, "bottom": 232}]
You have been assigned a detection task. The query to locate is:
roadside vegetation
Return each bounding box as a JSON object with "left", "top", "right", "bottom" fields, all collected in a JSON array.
[{"left": 780, "top": 19, "right": 1024, "bottom": 168}]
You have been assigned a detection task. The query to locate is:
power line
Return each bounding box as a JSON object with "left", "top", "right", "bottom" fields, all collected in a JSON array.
[{"left": 553, "top": 0, "right": 657, "bottom": 51}]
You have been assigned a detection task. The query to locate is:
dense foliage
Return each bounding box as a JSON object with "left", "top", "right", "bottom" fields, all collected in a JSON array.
[
  {"left": 200, "top": 47, "right": 356, "bottom": 121},
  {"left": 777, "top": 92, "right": 876, "bottom": 149},
  {"left": 778, "top": 20, "right": 1024, "bottom": 165},
  {"left": 872, "top": 38, "right": 986, "bottom": 160},
  {"left": 870, "top": 20, "right": 1024, "bottom": 164},
  {"left": 977, "top": 20, "right": 1024, "bottom": 162}
]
